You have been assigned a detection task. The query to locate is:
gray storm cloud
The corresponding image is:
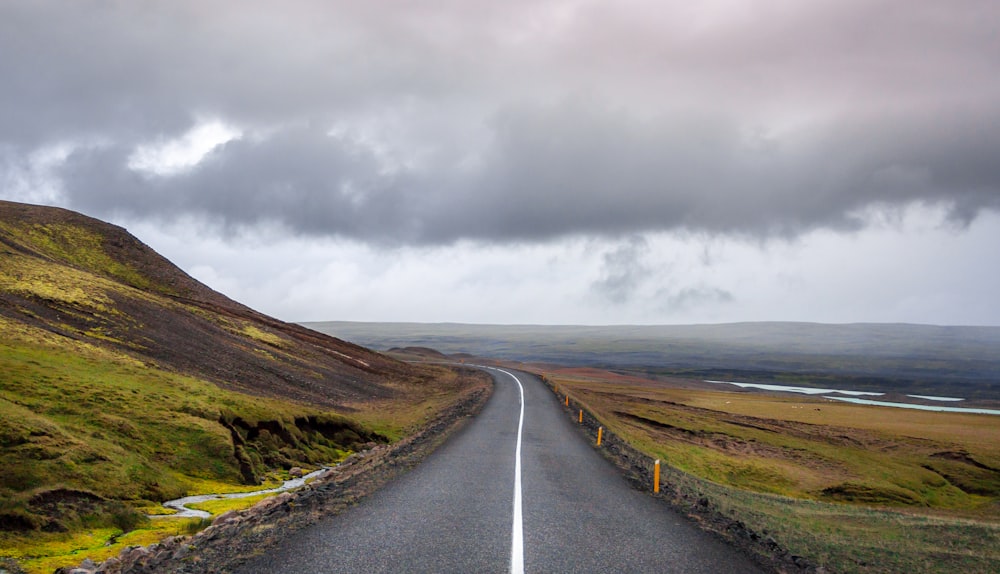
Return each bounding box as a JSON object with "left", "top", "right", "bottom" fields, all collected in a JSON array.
[{"left": 3, "top": 0, "right": 1000, "bottom": 244}]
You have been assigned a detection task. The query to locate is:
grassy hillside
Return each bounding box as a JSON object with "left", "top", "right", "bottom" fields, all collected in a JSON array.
[
  {"left": 544, "top": 369, "right": 1000, "bottom": 573},
  {"left": 550, "top": 371, "right": 1000, "bottom": 511},
  {"left": 0, "top": 201, "right": 479, "bottom": 552}
]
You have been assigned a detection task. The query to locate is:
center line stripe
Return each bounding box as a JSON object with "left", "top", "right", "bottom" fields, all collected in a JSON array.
[{"left": 498, "top": 368, "right": 525, "bottom": 574}]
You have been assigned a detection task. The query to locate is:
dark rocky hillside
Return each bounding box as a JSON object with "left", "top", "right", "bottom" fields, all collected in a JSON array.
[{"left": 0, "top": 200, "right": 427, "bottom": 408}]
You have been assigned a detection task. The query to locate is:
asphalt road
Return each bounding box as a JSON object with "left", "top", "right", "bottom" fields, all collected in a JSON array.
[{"left": 237, "top": 368, "right": 765, "bottom": 573}]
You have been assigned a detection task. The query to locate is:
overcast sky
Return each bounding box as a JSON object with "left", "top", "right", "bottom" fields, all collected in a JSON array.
[{"left": 2, "top": 0, "right": 999, "bottom": 326}]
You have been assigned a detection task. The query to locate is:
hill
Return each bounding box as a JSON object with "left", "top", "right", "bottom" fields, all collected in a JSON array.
[{"left": 0, "top": 201, "right": 478, "bottom": 536}]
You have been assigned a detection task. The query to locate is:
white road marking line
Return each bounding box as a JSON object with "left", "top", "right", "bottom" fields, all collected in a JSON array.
[{"left": 497, "top": 368, "right": 526, "bottom": 574}]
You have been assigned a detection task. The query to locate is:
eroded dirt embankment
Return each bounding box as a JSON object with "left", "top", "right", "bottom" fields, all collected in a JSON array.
[{"left": 57, "top": 368, "right": 491, "bottom": 574}]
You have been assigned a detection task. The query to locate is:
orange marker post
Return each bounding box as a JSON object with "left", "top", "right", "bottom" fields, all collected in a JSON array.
[
  {"left": 578, "top": 409, "right": 583, "bottom": 423},
  {"left": 596, "top": 426, "right": 603, "bottom": 446},
  {"left": 654, "top": 459, "right": 661, "bottom": 493},
  {"left": 565, "top": 396, "right": 569, "bottom": 406}
]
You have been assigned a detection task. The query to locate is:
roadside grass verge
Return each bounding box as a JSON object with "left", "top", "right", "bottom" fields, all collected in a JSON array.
[
  {"left": 663, "top": 463, "right": 1000, "bottom": 573},
  {"left": 546, "top": 373, "right": 1000, "bottom": 573},
  {"left": 343, "top": 365, "right": 481, "bottom": 440}
]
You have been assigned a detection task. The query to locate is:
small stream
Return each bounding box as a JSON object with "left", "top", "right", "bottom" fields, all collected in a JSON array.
[{"left": 153, "top": 468, "right": 330, "bottom": 519}]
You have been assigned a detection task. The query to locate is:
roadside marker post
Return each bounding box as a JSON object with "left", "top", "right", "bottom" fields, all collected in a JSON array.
[
  {"left": 565, "top": 396, "right": 569, "bottom": 406},
  {"left": 578, "top": 409, "right": 583, "bottom": 423},
  {"left": 654, "top": 459, "right": 661, "bottom": 493},
  {"left": 596, "top": 426, "right": 603, "bottom": 446}
]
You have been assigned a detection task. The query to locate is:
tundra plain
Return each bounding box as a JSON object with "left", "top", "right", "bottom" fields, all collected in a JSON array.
[{"left": 540, "top": 368, "right": 1000, "bottom": 573}]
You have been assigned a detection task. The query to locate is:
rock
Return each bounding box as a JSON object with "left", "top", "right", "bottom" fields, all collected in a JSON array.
[
  {"left": 213, "top": 510, "right": 241, "bottom": 525},
  {"left": 255, "top": 492, "right": 292, "bottom": 513},
  {"left": 121, "top": 545, "right": 149, "bottom": 564},
  {"left": 172, "top": 544, "right": 191, "bottom": 560},
  {"left": 1, "top": 557, "right": 29, "bottom": 574},
  {"left": 160, "top": 536, "right": 184, "bottom": 550},
  {"left": 289, "top": 467, "right": 304, "bottom": 478},
  {"left": 94, "top": 555, "right": 119, "bottom": 573}
]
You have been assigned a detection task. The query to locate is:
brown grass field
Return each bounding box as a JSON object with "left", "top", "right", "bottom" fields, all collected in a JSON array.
[{"left": 539, "top": 366, "right": 1000, "bottom": 573}]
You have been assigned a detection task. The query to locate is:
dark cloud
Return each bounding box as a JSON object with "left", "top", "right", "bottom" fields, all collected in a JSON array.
[
  {"left": 57, "top": 125, "right": 429, "bottom": 241},
  {"left": 3, "top": 1, "right": 1000, "bottom": 245}
]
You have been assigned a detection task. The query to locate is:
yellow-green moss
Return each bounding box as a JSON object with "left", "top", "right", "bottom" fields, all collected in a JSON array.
[
  {"left": 241, "top": 325, "right": 286, "bottom": 348},
  {"left": 0, "top": 221, "right": 155, "bottom": 291}
]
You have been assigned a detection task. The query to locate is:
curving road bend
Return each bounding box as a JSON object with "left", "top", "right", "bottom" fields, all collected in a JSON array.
[{"left": 237, "top": 368, "right": 764, "bottom": 573}]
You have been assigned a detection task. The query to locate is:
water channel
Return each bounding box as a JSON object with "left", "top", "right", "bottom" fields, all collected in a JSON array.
[
  {"left": 154, "top": 467, "right": 329, "bottom": 519},
  {"left": 704, "top": 380, "right": 1000, "bottom": 416}
]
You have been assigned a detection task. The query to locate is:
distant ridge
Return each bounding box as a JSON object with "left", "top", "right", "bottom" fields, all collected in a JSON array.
[{"left": 305, "top": 320, "right": 1000, "bottom": 401}]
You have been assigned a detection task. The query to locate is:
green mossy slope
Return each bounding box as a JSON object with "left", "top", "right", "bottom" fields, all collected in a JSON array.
[{"left": 0, "top": 200, "right": 450, "bottom": 539}]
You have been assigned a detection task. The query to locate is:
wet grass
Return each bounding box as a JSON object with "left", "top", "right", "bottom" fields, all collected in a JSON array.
[
  {"left": 186, "top": 493, "right": 272, "bottom": 516},
  {"left": 2, "top": 517, "right": 213, "bottom": 574}
]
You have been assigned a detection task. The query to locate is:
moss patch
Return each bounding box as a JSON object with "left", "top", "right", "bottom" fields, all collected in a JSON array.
[{"left": 0, "top": 337, "right": 381, "bottom": 532}]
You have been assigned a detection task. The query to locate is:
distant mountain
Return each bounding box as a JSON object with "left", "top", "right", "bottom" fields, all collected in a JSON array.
[
  {"left": 0, "top": 201, "right": 456, "bottom": 533},
  {"left": 305, "top": 321, "right": 1000, "bottom": 401}
]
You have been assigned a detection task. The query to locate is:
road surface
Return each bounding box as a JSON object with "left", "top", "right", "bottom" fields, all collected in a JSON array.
[{"left": 237, "top": 368, "right": 765, "bottom": 573}]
